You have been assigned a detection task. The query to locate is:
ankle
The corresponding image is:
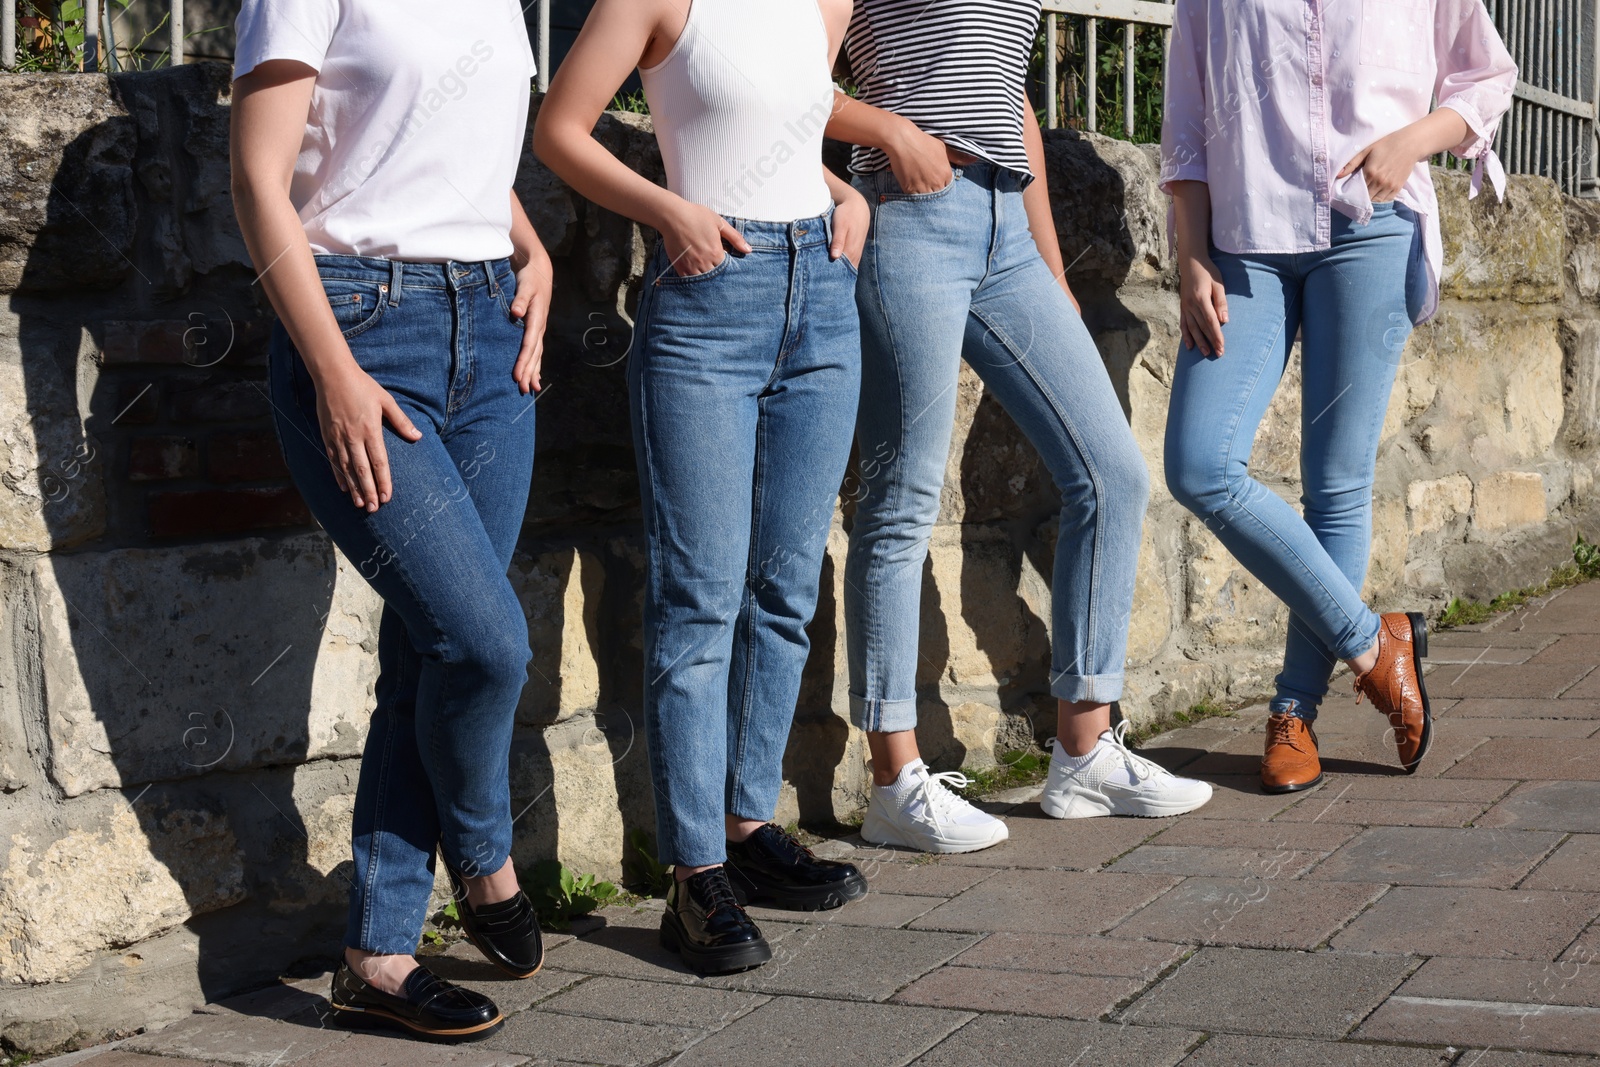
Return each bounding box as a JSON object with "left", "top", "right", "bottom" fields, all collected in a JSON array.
[
  {"left": 458, "top": 857, "right": 519, "bottom": 909},
  {"left": 1347, "top": 639, "right": 1381, "bottom": 677},
  {"left": 344, "top": 948, "right": 418, "bottom": 995},
  {"left": 725, "top": 816, "right": 765, "bottom": 844}
]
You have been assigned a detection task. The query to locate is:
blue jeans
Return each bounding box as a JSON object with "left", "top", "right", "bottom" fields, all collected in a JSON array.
[
  {"left": 844, "top": 162, "right": 1150, "bottom": 732},
  {"left": 269, "top": 255, "right": 537, "bottom": 954},
  {"left": 1165, "top": 202, "right": 1427, "bottom": 720},
  {"left": 630, "top": 210, "right": 860, "bottom": 867}
]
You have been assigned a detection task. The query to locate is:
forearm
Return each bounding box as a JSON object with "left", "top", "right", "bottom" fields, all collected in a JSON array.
[
  {"left": 508, "top": 191, "right": 551, "bottom": 274},
  {"left": 1020, "top": 98, "right": 1066, "bottom": 278},
  {"left": 1168, "top": 180, "right": 1213, "bottom": 263},
  {"left": 823, "top": 167, "right": 858, "bottom": 206},
  {"left": 1405, "top": 107, "right": 1473, "bottom": 159},
  {"left": 533, "top": 120, "right": 685, "bottom": 234},
  {"left": 825, "top": 90, "right": 924, "bottom": 155}
]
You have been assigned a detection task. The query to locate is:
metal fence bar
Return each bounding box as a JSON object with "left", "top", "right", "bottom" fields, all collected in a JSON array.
[
  {"left": 1045, "top": 13, "right": 1059, "bottom": 129},
  {"left": 171, "top": 0, "right": 184, "bottom": 65},
  {"left": 3, "top": 2, "right": 15, "bottom": 70},
  {"left": 536, "top": 0, "right": 550, "bottom": 93},
  {"left": 1084, "top": 16, "right": 1097, "bottom": 133},
  {"left": 1123, "top": 22, "right": 1135, "bottom": 135},
  {"left": 83, "top": 0, "right": 100, "bottom": 71}
]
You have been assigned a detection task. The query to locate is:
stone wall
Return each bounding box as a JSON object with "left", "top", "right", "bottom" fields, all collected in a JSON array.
[{"left": 1, "top": 65, "right": 1596, "bottom": 1053}]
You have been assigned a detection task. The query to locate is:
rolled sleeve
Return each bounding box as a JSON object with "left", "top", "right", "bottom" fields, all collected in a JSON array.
[
  {"left": 1159, "top": 0, "right": 1209, "bottom": 192},
  {"left": 1432, "top": 0, "right": 1517, "bottom": 161},
  {"left": 234, "top": 0, "right": 338, "bottom": 80}
]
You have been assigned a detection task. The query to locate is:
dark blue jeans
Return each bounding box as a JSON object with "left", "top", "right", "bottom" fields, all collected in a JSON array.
[
  {"left": 269, "top": 255, "right": 537, "bottom": 954},
  {"left": 630, "top": 209, "right": 860, "bottom": 867}
]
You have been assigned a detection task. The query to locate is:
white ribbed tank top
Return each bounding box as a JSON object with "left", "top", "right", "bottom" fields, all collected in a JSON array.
[{"left": 639, "top": 0, "right": 835, "bottom": 222}]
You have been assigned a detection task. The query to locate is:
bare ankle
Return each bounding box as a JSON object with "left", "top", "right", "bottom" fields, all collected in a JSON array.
[
  {"left": 343, "top": 947, "right": 417, "bottom": 995},
  {"left": 457, "top": 857, "right": 519, "bottom": 909},
  {"left": 1347, "top": 639, "right": 1380, "bottom": 677},
  {"left": 867, "top": 729, "right": 921, "bottom": 786}
]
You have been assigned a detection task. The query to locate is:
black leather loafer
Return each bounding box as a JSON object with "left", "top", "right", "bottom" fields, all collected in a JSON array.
[
  {"left": 659, "top": 866, "right": 772, "bottom": 974},
  {"left": 446, "top": 865, "right": 544, "bottom": 978},
  {"left": 726, "top": 823, "right": 868, "bottom": 911},
  {"left": 328, "top": 960, "right": 502, "bottom": 1041}
]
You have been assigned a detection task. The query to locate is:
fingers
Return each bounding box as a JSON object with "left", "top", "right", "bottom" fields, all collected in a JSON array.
[
  {"left": 1200, "top": 293, "right": 1226, "bottom": 356},
  {"left": 514, "top": 333, "right": 544, "bottom": 395},
  {"left": 350, "top": 441, "right": 380, "bottom": 514},
  {"left": 1213, "top": 286, "right": 1229, "bottom": 326},
  {"left": 367, "top": 433, "right": 393, "bottom": 506},
  {"left": 719, "top": 220, "right": 751, "bottom": 255},
  {"left": 1337, "top": 148, "right": 1368, "bottom": 179},
  {"left": 381, "top": 394, "right": 423, "bottom": 442}
]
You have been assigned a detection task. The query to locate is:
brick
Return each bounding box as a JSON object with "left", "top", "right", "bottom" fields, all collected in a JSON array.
[
  {"left": 1496, "top": 585, "right": 1600, "bottom": 634},
  {"left": 1425, "top": 643, "right": 1538, "bottom": 665},
  {"left": 1464, "top": 1052, "right": 1600, "bottom": 1066},
  {"left": 701, "top": 924, "right": 978, "bottom": 1002},
  {"left": 1177, "top": 1035, "right": 1454, "bottom": 1066},
  {"left": 1400, "top": 955, "right": 1600, "bottom": 1008},
  {"left": 1185, "top": 775, "right": 1309, "bottom": 822},
  {"left": 126, "top": 435, "right": 199, "bottom": 481},
  {"left": 1424, "top": 662, "right": 1593, "bottom": 700},
  {"left": 537, "top": 975, "right": 765, "bottom": 1029},
  {"left": 1566, "top": 668, "right": 1600, "bottom": 700},
  {"left": 679, "top": 996, "right": 971, "bottom": 1067},
  {"left": 910, "top": 870, "right": 1179, "bottom": 936},
  {"left": 934, "top": 807, "right": 1169, "bottom": 870},
  {"left": 148, "top": 487, "right": 310, "bottom": 539},
  {"left": 1107, "top": 878, "right": 1385, "bottom": 950},
  {"left": 297, "top": 1034, "right": 528, "bottom": 1067},
  {"left": 102, "top": 320, "right": 193, "bottom": 364},
  {"left": 43, "top": 1056, "right": 219, "bottom": 1067},
  {"left": 1478, "top": 781, "right": 1600, "bottom": 832},
  {"left": 209, "top": 431, "right": 290, "bottom": 482},
  {"left": 1525, "top": 835, "right": 1600, "bottom": 890},
  {"left": 1429, "top": 631, "right": 1562, "bottom": 649},
  {"left": 169, "top": 380, "right": 273, "bottom": 423},
  {"left": 1152, "top": 818, "right": 1362, "bottom": 852},
  {"left": 117, "top": 1012, "right": 347, "bottom": 1065},
  {"left": 1291, "top": 776, "right": 1514, "bottom": 803},
  {"left": 863, "top": 863, "right": 995, "bottom": 898},
  {"left": 483, "top": 1009, "right": 700, "bottom": 1065},
  {"left": 1529, "top": 635, "right": 1600, "bottom": 664},
  {"left": 892, "top": 965, "right": 1143, "bottom": 1019},
  {"left": 1355, "top": 996, "right": 1600, "bottom": 1055},
  {"left": 951, "top": 933, "right": 1186, "bottom": 979},
  {"left": 1275, "top": 798, "right": 1493, "bottom": 827},
  {"left": 1447, "top": 698, "right": 1600, "bottom": 719},
  {"left": 1449, "top": 740, "right": 1600, "bottom": 781},
  {"left": 1332, "top": 888, "right": 1600, "bottom": 959},
  {"left": 1108, "top": 845, "right": 1325, "bottom": 879},
  {"left": 1431, "top": 718, "right": 1600, "bottom": 738},
  {"left": 745, "top": 892, "right": 938, "bottom": 930},
  {"left": 108, "top": 380, "right": 160, "bottom": 424},
  {"left": 1117, "top": 947, "right": 1414, "bottom": 1038},
  {"left": 910, "top": 1015, "right": 1198, "bottom": 1067},
  {"left": 1310, "top": 827, "right": 1564, "bottom": 888}
]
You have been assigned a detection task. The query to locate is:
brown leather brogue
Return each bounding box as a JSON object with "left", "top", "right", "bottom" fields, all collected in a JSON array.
[
  {"left": 1353, "top": 611, "right": 1432, "bottom": 773},
  {"left": 1261, "top": 713, "right": 1323, "bottom": 794}
]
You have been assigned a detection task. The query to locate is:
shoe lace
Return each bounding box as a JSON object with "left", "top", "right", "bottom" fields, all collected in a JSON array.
[
  {"left": 698, "top": 869, "right": 742, "bottom": 919},
  {"left": 1051, "top": 721, "right": 1168, "bottom": 783},
  {"left": 916, "top": 770, "right": 981, "bottom": 827},
  {"left": 1267, "top": 715, "right": 1309, "bottom": 752},
  {"left": 761, "top": 822, "right": 816, "bottom": 860}
]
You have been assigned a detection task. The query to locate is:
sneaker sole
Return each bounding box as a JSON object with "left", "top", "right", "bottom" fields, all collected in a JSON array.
[
  {"left": 328, "top": 1002, "right": 505, "bottom": 1041},
  {"left": 1040, "top": 785, "right": 1214, "bottom": 819},
  {"left": 659, "top": 914, "right": 772, "bottom": 974},
  {"left": 859, "top": 814, "right": 1009, "bottom": 855}
]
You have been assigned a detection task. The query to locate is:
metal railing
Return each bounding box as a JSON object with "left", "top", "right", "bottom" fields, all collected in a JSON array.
[{"left": 1039, "top": 0, "right": 1173, "bottom": 134}]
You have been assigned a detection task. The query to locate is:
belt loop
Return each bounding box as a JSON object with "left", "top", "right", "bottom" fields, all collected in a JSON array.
[
  {"left": 484, "top": 261, "right": 499, "bottom": 297},
  {"left": 387, "top": 259, "right": 403, "bottom": 306},
  {"left": 823, "top": 207, "right": 834, "bottom": 251}
]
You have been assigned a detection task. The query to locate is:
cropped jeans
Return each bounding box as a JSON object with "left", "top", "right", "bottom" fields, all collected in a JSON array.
[
  {"left": 269, "top": 255, "right": 537, "bottom": 954},
  {"left": 631, "top": 209, "right": 860, "bottom": 867},
  {"left": 844, "top": 161, "right": 1150, "bottom": 733},
  {"left": 1164, "top": 202, "right": 1427, "bottom": 719}
]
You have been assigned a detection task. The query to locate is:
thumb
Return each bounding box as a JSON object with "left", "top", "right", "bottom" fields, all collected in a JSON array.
[
  {"left": 1337, "top": 148, "right": 1367, "bottom": 179},
  {"left": 381, "top": 395, "right": 422, "bottom": 442},
  {"left": 720, "top": 220, "right": 751, "bottom": 254},
  {"left": 1213, "top": 285, "right": 1229, "bottom": 324}
]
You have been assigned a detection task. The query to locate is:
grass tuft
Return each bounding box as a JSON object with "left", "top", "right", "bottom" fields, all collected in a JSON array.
[{"left": 1437, "top": 534, "right": 1600, "bottom": 630}]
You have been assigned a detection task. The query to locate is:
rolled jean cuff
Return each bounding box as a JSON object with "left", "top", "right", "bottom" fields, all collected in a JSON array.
[
  {"left": 1331, "top": 609, "right": 1383, "bottom": 662},
  {"left": 1050, "top": 669, "right": 1124, "bottom": 704},
  {"left": 850, "top": 692, "right": 919, "bottom": 734},
  {"left": 1270, "top": 695, "right": 1318, "bottom": 721}
]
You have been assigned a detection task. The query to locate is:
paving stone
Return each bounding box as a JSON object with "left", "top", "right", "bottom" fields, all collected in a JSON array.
[
  {"left": 1529, "top": 635, "right": 1600, "bottom": 664},
  {"left": 676, "top": 996, "right": 971, "bottom": 1067},
  {"left": 295, "top": 1034, "right": 530, "bottom": 1067},
  {"left": 931, "top": 807, "right": 1170, "bottom": 869},
  {"left": 1432, "top": 718, "right": 1600, "bottom": 737},
  {"left": 1425, "top": 663, "right": 1595, "bottom": 700},
  {"left": 1183, "top": 776, "right": 1308, "bottom": 822},
  {"left": 483, "top": 1010, "right": 700, "bottom": 1065},
  {"left": 1107, "top": 878, "right": 1385, "bottom": 950},
  {"left": 950, "top": 933, "right": 1186, "bottom": 978},
  {"left": 1429, "top": 630, "right": 1562, "bottom": 649},
  {"left": 545, "top": 915, "right": 804, "bottom": 985},
  {"left": 1152, "top": 818, "right": 1362, "bottom": 852},
  {"left": 1425, "top": 643, "right": 1538, "bottom": 665},
  {"left": 700, "top": 923, "right": 978, "bottom": 1002},
  {"left": 1178, "top": 1034, "right": 1455, "bottom": 1066},
  {"left": 1355, "top": 996, "right": 1600, "bottom": 1055},
  {"left": 1479, "top": 781, "right": 1600, "bottom": 831},
  {"left": 1463, "top": 1053, "right": 1600, "bottom": 1065},
  {"left": 1399, "top": 956, "right": 1600, "bottom": 1008},
  {"left": 202, "top": 976, "right": 333, "bottom": 1022},
  {"left": 892, "top": 965, "right": 1143, "bottom": 1019},
  {"left": 862, "top": 862, "right": 995, "bottom": 898},
  {"left": 1116, "top": 946, "right": 1414, "bottom": 1037},
  {"left": 1560, "top": 923, "right": 1600, "bottom": 963},
  {"left": 1307, "top": 776, "right": 1517, "bottom": 802},
  {"left": 1276, "top": 798, "right": 1494, "bottom": 827},
  {"left": 1310, "top": 827, "right": 1564, "bottom": 888},
  {"left": 117, "top": 1012, "right": 348, "bottom": 1065},
  {"left": 1564, "top": 669, "right": 1600, "bottom": 700},
  {"left": 1331, "top": 887, "right": 1600, "bottom": 959},
  {"left": 744, "top": 892, "right": 939, "bottom": 930},
  {"left": 1108, "top": 845, "right": 1325, "bottom": 878},
  {"left": 36, "top": 1055, "right": 219, "bottom": 1067},
  {"left": 1525, "top": 835, "right": 1600, "bottom": 890},
  {"left": 1496, "top": 586, "right": 1600, "bottom": 634},
  {"left": 909, "top": 1015, "right": 1197, "bottom": 1067},
  {"left": 536, "top": 976, "right": 766, "bottom": 1029},
  {"left": 1447, "top": 699, "right": 1600, "bottom": 720},
  {"left": 1448, "top": 740, "right": 1600, "bottom": 781},
  {"left": 910, "top": 869, "right": 1179, "bottom": 935},
  {"left": 1187, "top": 727, "right": 1484, "bottom": 781},
  {"left": 1274, "top": 775, "right": 1511, "bottom": 827}
]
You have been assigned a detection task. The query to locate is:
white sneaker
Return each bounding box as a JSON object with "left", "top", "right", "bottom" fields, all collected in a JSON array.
[
  {"left": 1039, "top": 721, "right": 1213, "bottom": 819},
  {"left": 860, "top": 759, "right": 1010, "bottom": 854}
]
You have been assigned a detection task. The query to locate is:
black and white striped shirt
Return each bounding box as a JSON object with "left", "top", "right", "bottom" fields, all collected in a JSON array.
[{"left": 843, "top": 0, "right": 1041, "bottom": 179}]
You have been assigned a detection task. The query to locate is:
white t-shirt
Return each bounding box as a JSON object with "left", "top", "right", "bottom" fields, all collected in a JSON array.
[{"left": 233, "top": 0, "right": 535, "bottom": 263}]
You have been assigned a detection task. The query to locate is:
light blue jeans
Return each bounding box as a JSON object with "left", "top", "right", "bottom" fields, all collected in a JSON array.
[
  {"left": 630, "top": 209, "right": 860, "bottom": 867},
  {"left": 270, "top": 255, "right": 538, "bottom": 955},
  {"left": 1165, "top": 202, "right": 1427, "bottom": 720},
  {"left": 844, "top": 161, "right": 1150, "bottom": 732}
]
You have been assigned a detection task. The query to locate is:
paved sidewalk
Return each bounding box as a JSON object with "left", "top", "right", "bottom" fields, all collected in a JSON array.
[{"left": 44, "top": 583, "right": 1600, "bottom": 1067}]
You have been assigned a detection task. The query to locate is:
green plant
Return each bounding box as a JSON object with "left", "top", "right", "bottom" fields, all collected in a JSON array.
[
  {"left": 525, "top": 860, "right": 619, "bottom": 931},
  {"left": 958, "top": 746, "right": 1050, "bottom": 799},
  {"left": 421, "top": 894, "right": 464, "bottom": 946},
  {"left": 1123, "top": 700, "right": 1239, "bottom": 748},
  {"left": 624, "top": 828, "right": 673, "bottom": 897},
  {"left": 11, "top": 2, "right": 220, "bottom": 73},
  {"left": 610, "top": 89, "right": 650, "bottom": 114},
  {"left": 1437, "top": 535, "right": 1600, "bottom": 629},
  {"left": 1032, "top": 18, "right": 1167, "bottom": 143},
  {"left": 1576, "top": 533, "right": 1600, "bottom": 579}
]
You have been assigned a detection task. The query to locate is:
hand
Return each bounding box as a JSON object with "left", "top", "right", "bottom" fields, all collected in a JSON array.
[
  {"left": 830, "top": 187, "right": 870, "bottom": 270},
  {"left": 1178, "top": 253, "right": 1228, "bottom": 357},
  {"left": 660, "top": 197, "right": 751, "bottom": 277},
  {"left": 508, "top": 252, "right": 552, "bottom": 394},
  {"left": 1058, "top": 274, "right": 1081, "bottom": 314},
  {"left": 1338, "top": 128, "right": 1422, "bottom": 203},
  {"left": 313, "top": 361, "right": 423, "bottom": 512},
  {"left": 886, "top": 117, "right": 955, "bottom": 195}
]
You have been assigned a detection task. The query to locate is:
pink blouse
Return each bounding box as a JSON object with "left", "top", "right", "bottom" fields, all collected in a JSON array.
[{"left": 1160, "top": 0, "right": 1517, "bottom": 322}]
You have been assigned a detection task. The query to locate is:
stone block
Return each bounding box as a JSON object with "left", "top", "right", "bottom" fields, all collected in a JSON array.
[
  {"left": 36, "top": 536, "right": 380, "bottom": 796},
  {"left": 917, "top": 524, "right": 1032, "bottom": 690},
  {"left": 1107, "top": 878, "right": 1385, "bottom": 950},
  {"left": 484, "top": 1008, "right": 700, "bottom": 1065},
  {"left": 934, "top": 808, "right": 1167, "bottom": 870},
  {"left": 911, "top": 869, "right": 1178, "bottom": 936},
  {"left": 127, "top": 435, "right": 199, "bottom": 481},
  {"left": 893, "top": 965, "right": 1144, "bottom": 1019},
  {"left": 701, "top": 925, "right": 979, "bottom": 1003},
  {"left": 1356, "top": 996, "right": 1600, "bottom": 1056},
  {"left": 1560, "top": 317, "right": 1600, "bottom": 450},
  {"left": 938, "top": 363, "right": 1052, "bottom": 525},
  {"left": 912, "top": 1015, "right": 1198, "bottom": 1067},
  {"left": 511, "top": 547, "right": 603, "bottom": 725},
  {"left": 1108, "top": 845, "right": 1325, "bottom": 879},
  {"left": 537, "top": 975, "right": 766, "bottom": 1030},
  {"left": 1180, "top": 1035, "right": 1453, "bottom": 1066},
  {"left": 1477, "top": 781, "right": 1600, "bottom": 832},
  {"left": 951, "top": 932, "right": 1185, "bottom": 979},
  {"left": 675, "top": 996, "right": 971, "bottom": 1067},
  {"left": 1183, "top": 520, "right": 1287, "bottom": 648},
  {"left": 508, "top": 710, "right": 643, "bottom": 882},
  {"left": 1407, "top": 473, "right": 1473, "bottom": 535},
  {"left": 1436, "top": 170, "right": 1565, "bottom": 304},
  {"left": 1127, "top": 524, "right": 1174, "bottom": 667},
  {"left": 1333, "top": 887, "right": 1600, "bottom": 959},
  {"left": 1042, "top": 130, "right": 1168, "bottom": 286},
  {"left": 1473, "top": 471, "right": 1549, "bottom": 533},
  {"left": 147, "top": 487, "right": 311, "bottom": 539},
  {"left": 1310, "top": 826, "right": 1563, "bottom": 888},
  {"left": 1448, "top": 740, "right": 1600, "bottom": 781},
  {"left": 1524, "top": 835, "right": 1600, "bottom": 890},
  {"left": 864, "top": 863, "right": 995, "bottom": 899}
]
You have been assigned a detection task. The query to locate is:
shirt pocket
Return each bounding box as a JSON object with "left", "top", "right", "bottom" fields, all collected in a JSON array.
[{"left": 1359, "top": 0, "right": 1433, "bottom": 75}]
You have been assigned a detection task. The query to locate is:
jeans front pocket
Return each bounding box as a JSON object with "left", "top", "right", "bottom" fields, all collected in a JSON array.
[
  {"left": 320, "top": 279, "right": 388, "bottom": 339},
  {"left": 878, "top": 173, "right": 960, "bottom": 203},
  {"left": 655, "top": 250, "right": 734, "bottom": 285},
  {"left": 1359, "top": 0, "right": 1432, "bottom": 75}
]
